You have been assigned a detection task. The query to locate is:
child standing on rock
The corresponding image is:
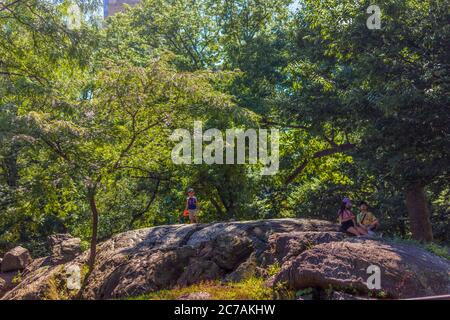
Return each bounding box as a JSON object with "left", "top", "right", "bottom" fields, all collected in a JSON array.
[{"left": 185, "top": 188, "right": 199, "bottom": 224}]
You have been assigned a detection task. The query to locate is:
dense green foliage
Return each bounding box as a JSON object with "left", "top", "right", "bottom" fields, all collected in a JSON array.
[{"left": 0, "top": 0, "right": 448, "bottom": 257}]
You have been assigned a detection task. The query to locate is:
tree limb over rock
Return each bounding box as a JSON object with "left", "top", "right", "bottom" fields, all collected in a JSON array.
[{"left": 285, "top": 143, "right": 355, "bottom": 184}]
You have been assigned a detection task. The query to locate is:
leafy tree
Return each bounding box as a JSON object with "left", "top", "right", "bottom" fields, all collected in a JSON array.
[
  {"left": 0, "top": 0, "right": 101, "bottom": 252},
  {"left": 23, "top": 57, "right": 233, "bottom": 269},
  {"left": 286, "top": 0, "right": 449, "bottom": 241},
  {"left": 1, "top": 0, "right": 448, "bottom": 262}
]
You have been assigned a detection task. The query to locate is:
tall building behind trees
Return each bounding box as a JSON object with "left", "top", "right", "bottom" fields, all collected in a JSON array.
[{"left": 103, "top": 0, "right": 140, "bottom": 17}]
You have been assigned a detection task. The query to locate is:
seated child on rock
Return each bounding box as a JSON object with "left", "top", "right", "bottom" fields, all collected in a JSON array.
[
  {"left": 357, "top": 201, "right": 379, "bottom": 235},
  {"left": 338, "top": 197, "right": 368, "bottom": 237}
]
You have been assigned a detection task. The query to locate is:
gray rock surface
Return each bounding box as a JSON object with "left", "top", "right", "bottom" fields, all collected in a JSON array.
[
  {"left": 2, "top": 218, "right": 449, "bottom": 300},
  {"left": 262, "top": 231, "right": 345, "bottom": 266},
  {"left": 0, "top": 271, "right": 17, "bottom": 298},
  {"left": 2, "top": 219, "right": 337, "bottom": 299},
  {"left": 177, "top": 292, "right": 212, "bottom": 300},
  {"left": 327, "top": 291, "right": 369, "bottom": 300},
  {"left": 272, "top": 239, "right": 450, "bottom": 299},
  {"left": 1, "top": 246, "right": 32, "bottom": 273},
  {"left": 0, "top": 277, "right": 5, "bottom": 292},
  {"left": 48, "top": 234, "right": 82, "bottom": 264}
]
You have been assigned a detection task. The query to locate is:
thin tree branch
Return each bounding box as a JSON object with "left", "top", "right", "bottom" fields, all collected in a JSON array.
[
  {"left": 0, "top": 0, "right": 23, "bottom": 12},
  {"left": 130, "top": 179, "right": 160, "bottom": 225},
  {"left": 285, "top": 142, "right": 355, "bottom": 184}
]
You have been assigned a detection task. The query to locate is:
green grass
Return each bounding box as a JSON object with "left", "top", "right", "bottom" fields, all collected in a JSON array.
[
  {"left": 11, "top": 271, "right": 22, "bottom": 285},
  {"left": 425, "top": 243, "right": 450, "bottom": 260},
  {"left": 267, "top": 262, "right": 281, "bottom": 277},
  {"left": 128, "top": 277, "right": 276, "bottom": 300}
]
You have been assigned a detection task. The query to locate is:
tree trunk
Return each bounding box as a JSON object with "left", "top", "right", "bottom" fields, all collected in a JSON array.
[
  {"left": 75, "top": 189, "right": 99, "bottom": 299},
  {"left": 405, "top": 183, "right": 433, "bottom": 242},
  {"left": 87, "top": 191, "right": 99, "bottom": 270},
  {"left": 210, "top": 196, "right": 225, "bottom": 217},
  {"left": 2, "top": 148, "right": 19, "bottom": 188}
]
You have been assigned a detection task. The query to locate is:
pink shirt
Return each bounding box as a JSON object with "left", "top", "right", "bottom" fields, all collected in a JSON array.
[{"left": 338, "top": 209, "right": 354, "bottom": 220}]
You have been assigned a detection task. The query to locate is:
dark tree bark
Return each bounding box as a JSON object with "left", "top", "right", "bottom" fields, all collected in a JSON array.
[
  {"left": 76, "top": 188, "right": 99, "bottom": 299},
  {"left": 2, "top": 148, "right": 19, "bottom": 188},
  {"left": 216, "top": 187, "right": 231, "bottom": 218},
  {"left": 210, "top": 196, "right": 225, "bottom": 217},
  {"left": 87, "top": 191, "right": 99, "bottom": 269},
  {"left": 405, "top": 183, "right": 433, "bottom": 243},
  {"left": 130, "top": 179, "right": 160, "bottom": 226}
]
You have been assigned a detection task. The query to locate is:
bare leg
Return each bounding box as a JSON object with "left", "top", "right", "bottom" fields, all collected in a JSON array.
[
  {"left": 356, "top": 226, "right": 368, "bottom": 235},
  {"left": 346, "top": 227, "right": 361, "bottom": 236}
]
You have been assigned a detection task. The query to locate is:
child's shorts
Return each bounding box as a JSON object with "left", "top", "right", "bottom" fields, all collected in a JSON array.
[
  {"left": 188, "top": 209, "right": 198, "bottom": 220},
  {"left": 340, "top": 220, "right": 355, "bottom": 232}
]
